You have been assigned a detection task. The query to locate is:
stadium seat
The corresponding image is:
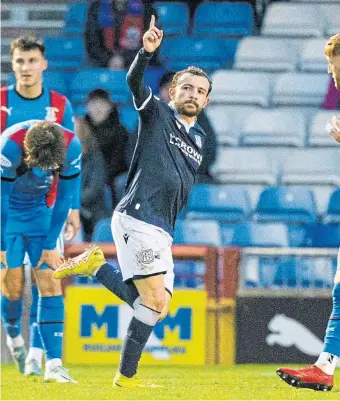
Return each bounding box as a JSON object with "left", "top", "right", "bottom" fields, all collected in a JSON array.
[
  {"left": 231, "top": 222, "right": 289, "bottom": 247},
  {"left": 173, "top": 220, "right": 221, "bottom": 246},
  {"left": 309, "top": 110, "right": 337, "bottom": 147},
  {"left": 70, "top": 69, "right": 130, "bottom": 106},
  {"left": 280, "top": 149, "right": 340, "bottom": 186},
  {"left": 287, "top": 224, "right": 314, "bottom": 248},
  {"left": 210, "top": 71, "right": 273, "bottom": 106},
  {"left": 212, "top": 148, "right": 276, "bottom": 185},
  {"left": 321, "top": 5, "right": 340, "bottom": 36},
  {"left": 234, "top": 38, "right": 300, "bottom": 72},
  {"left": 205, "top": 105, "right": 256, "bottom": 146},
  {"left": 239, "top": 109, "right": 306, "bottom": 147},
  {"left": 104, "top": 185, "right": 113, "bottom": 212},
  {"left": 299, "top": 39, "right": 328, "bottom": 72},
  {"left": 242, "top": 256, "right": 261, "bottom": 288},
  {"left": 63, "top": 3, "right": 88, "bottom": 36},
  {"left": 272, "top": 72, "right": 329, "bottom": 106},
  {"left": 187, "top": 184, "right": 251, "bottom": 222},
  {"left": 91, "top": 218, "right": 114, "bottom": 242},
  {"left": 173, "top": 260, "right": 205, "bottom": 289},
  {"left": 160, "top": 37, "right": 238, "bottom": 71},
  {"left": 153, "top": 2, "right": 189, "bottom": 36},
  {"left": 262, "top": 3, "right": 324, "bottom": 37},
  {"left": 44, "top": 37, "right": 85, "bottom": 69},
  {"left": 193, "top": 2, "right": 254, "bottom": 37},
  {"left": 323, "top": 188, "right": 340, "bottom": 223},
  {"left": 313, "top": 224, "right": 340, "bottom": 248},
  {"left": 7, "top": 71, "right": 68, "bottom": 95},
  {"left": 144, "top": 67, "right": 166, "bottom": 94},
  {"left": 119, "top": 106, "right": 138, "bottom": 134},
  {"left": 253, "top": 186, "right": 317, "bottom": 224}
]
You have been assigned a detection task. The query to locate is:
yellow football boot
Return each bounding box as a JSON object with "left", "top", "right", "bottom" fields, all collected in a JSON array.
[
  {"left": 54, "top": 245, "right": 105, "bottom": 279},
  {"left": 113, "top": 371, "right": 160, "bottom": 388}
]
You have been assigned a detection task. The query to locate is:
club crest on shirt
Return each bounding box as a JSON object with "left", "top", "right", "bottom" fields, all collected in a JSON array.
[
  {"left": 0, "top": 154, "right": 12, "bottom": 167},
  {"left": 195, "top": 135, "right": 202, "bottom": 148},
  {"left": 45, "top": 107, "right": 59, "bottom": 122}
]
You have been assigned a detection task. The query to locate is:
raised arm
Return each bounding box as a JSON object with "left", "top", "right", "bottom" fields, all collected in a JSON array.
[{"left": 126, "top": 15, "right": 163, "bottom": 109}]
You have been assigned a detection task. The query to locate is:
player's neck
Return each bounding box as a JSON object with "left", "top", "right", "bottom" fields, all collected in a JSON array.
[
  {"left": 16, "top": 83, "right": 43, "bottom": 99},
  {"left": 178, "top": 113, "right": 196, "bottom": 125}
]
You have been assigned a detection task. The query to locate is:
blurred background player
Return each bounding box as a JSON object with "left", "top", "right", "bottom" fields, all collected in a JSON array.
[
  {"left": 0, "top": 35, "right": 81, "bottom": 376},
  {"left": 54, "top": 14, "right": 211, "bottom": 388},
  {"left": 1, "top": 120, "right": 81, "bottom": 383},
  {"left": 277, "top": 33, "right": 340, "bottom": 392}
]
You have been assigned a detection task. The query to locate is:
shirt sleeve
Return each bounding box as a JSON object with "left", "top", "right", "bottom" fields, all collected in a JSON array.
[
  {"left": 62, "top": 98, "right": 75, "bottom": 132},
  {"left": 1, "top": 138, "right": 22, "bottom": 251},
  {"left": 126, "top": 48, "right": 156, "bottom": 112},
  {"left": 43, "top": 135, "right": 82, "bottom": 250}
]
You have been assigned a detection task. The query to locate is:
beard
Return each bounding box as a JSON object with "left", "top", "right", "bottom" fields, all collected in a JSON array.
[{"left": 174, "top": 100, "right": 202, "bottom": 117}]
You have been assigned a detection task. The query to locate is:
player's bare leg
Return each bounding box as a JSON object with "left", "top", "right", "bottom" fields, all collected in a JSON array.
[
  {"left": 1, "top": 266, "right": 27, "bottom": 374},
  {"left": 34, "top": 269, "right": 77, "bottom": 383}
]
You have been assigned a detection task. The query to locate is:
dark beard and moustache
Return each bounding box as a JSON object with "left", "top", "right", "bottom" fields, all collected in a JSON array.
[{"left": 174, "top": 100, "right": 202, "bottom": 117}]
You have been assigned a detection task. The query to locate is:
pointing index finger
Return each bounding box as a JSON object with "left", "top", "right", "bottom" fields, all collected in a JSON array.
[{"left": 149, "top": 15, "right": 155, "bottom": 29}]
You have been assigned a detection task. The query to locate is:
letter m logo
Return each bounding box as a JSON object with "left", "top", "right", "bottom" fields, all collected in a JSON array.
[
  {"left": 154, "top": 307, "right": 192, "bottom": 340},
  {"left": 80, "top": 305, "right": 118, "bottom": 339}
]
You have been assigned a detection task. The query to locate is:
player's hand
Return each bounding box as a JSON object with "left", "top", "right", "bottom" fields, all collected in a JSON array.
[
  {"left": 330, "top": 116, "right": 340, "bottom": 143},
  {"left": 65, "top": 209, "right": 81, "bottom": 240},
  {"left": 36, "top": 249, "right": 65, "bottom": 271},
  {"left": 143, "top": 15, "right": 163, "bottom": 53},
  {"left": 1, "top": 251, "right": 8, "bottom": 269}
]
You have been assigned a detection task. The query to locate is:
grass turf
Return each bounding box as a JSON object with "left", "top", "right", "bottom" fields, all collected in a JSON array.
[{"left": 1, "top": 363, "right": 339, "bottom": 400}]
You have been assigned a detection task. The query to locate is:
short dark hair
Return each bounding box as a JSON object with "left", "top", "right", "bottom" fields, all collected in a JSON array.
[
  {"left": 24, "top": 122, "right": 66, "bottom": 170},
  {"left": 10, "top": 35, "right": 45, "bottom": 56},
  {"left": 159, "top": 71, "right": 176, "bottom": 90},
  {"left": 172, "top": 66, "right": 212, "bottom": 95},
  {"left": 86, "top": 88, "right": 111, "bottom": 103}
]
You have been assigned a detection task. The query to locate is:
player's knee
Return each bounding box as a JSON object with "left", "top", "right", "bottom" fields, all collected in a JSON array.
[{"left": 141, "top": 291, "right": 166, "bottom": 312}]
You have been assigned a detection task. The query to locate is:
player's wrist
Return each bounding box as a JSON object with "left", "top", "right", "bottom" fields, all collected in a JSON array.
[{"left": 141, "top": 47, "right": 154, "bottom": 58}]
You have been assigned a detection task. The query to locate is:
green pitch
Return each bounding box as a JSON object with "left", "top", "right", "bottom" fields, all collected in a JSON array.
[{"left": 1, "top": 364, "right": 339, "bottom": 400}]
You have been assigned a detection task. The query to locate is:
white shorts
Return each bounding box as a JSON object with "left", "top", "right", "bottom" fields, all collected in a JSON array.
[{"left": 111, "top": 212, "right": 174, "bottom": 295}]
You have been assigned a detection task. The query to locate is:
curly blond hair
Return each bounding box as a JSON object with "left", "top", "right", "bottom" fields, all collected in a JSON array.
[
  {"left": 24, "top": 122, "right": 66, "bottom": 170},
  {"left": 325, "top": 34, "right": 340, "bottom": 57}
]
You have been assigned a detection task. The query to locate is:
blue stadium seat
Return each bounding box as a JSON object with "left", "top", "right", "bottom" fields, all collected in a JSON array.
[
  {"left": 91, "top": 218, "right": 114, "bottom": 242},
  {"left": 144, "top": 67, "right": 166, "bottom": 94},
  {"left": 173, "top": 220, "right": 221, "bottom": 246},
  {"left": 173, "top": 260, "right": 204, "bottom": 289},
  {"left": 193, "top": 2, "right": 254, "bottom": 37},
  {"left": 104, "top": 185, "right": 113, "bottom": 212},
  {"left": 63, "top": 3, "right": 88, "bottom": 36},
  {"left": 154, "top": 2, "right": 189, "bottom": 36},
  {"left": 70, "top": 69, "right": 130, "bottom": 106},
  {"left": 231, "top": 222, "right": 289, "bottom": 247},
  {"left": 312, "top": 224, "right": 340, "bottom": 248},
  {"left": 254, "top": 186, "right": 318, "bottom": 224},
  {"left": 160, "top": 37, "right": 238, "bottom": 71},
  {"left": 44, "top": 37, "right": 85, "bottom": 70},
  {"left": 187, "top": 184, "right": 251, "bottom": 222},
  {"left": 286, "top": 224, "right": 314, "bottom": 248},
  {"left": 7, "top": 71, "right": 68, "bottom": 95},
  {"left": 323, "top": 188, "right": 340, "bottom": 223},
  {"left": 119, "top": 106, "right": 139, "bottom": 134}
]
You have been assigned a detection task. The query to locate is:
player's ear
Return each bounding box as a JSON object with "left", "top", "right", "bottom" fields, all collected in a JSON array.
[
  {"left": 42, "top": 58, "right": 48, "bottom": 72},
  {"left": 202, "top": 96, "right": 210, "bottom": 109},
  {"left": 169, "top": 86, "right": 176, "bottom": 101}
]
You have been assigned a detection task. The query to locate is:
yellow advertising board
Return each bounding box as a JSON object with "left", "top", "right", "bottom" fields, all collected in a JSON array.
[{"left": 64, "top": 286, "right": 207, "bottom": 365}]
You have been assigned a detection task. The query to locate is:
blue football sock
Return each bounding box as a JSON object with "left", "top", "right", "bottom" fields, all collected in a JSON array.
[
  {"left": 96, "top": 263, "right": 139, "bottom": 308},
  {"left": 37, "top": 295, "right": 64, "bottom": 360},
  {"left": 29, "top": 284, "right": 43, "bottom": 350},
  {"left": 119, "top": 304, "right": 160, "bottom": 378},
  {"left": 1, "top": 295, "right": 22, "bottom": 339},
  {"left": 323, "top": 283, "right": 340, "bottom": 356}
]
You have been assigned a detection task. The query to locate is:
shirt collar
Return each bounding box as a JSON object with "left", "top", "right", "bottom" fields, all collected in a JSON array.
[{"left": 168, "top": 102, "right": 197, "bottom": 133}]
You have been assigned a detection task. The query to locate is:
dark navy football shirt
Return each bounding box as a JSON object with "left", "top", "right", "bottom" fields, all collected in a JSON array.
[{"left": 116, "top": 48, "right": 207, "bottom": 236}]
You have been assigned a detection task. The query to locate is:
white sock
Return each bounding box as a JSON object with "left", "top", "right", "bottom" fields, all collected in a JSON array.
[
  {"left": 46, "top": 358, "right": 62, "bottom": 372},
  {"left": 315, "top": 352, "right": 338, "bottom": 375},
  {"left": 6, "top": 334, "right": 24, "bottom": 351},
  {"left": 26, "top": 347, "right": 43, "bottom": 366}
]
